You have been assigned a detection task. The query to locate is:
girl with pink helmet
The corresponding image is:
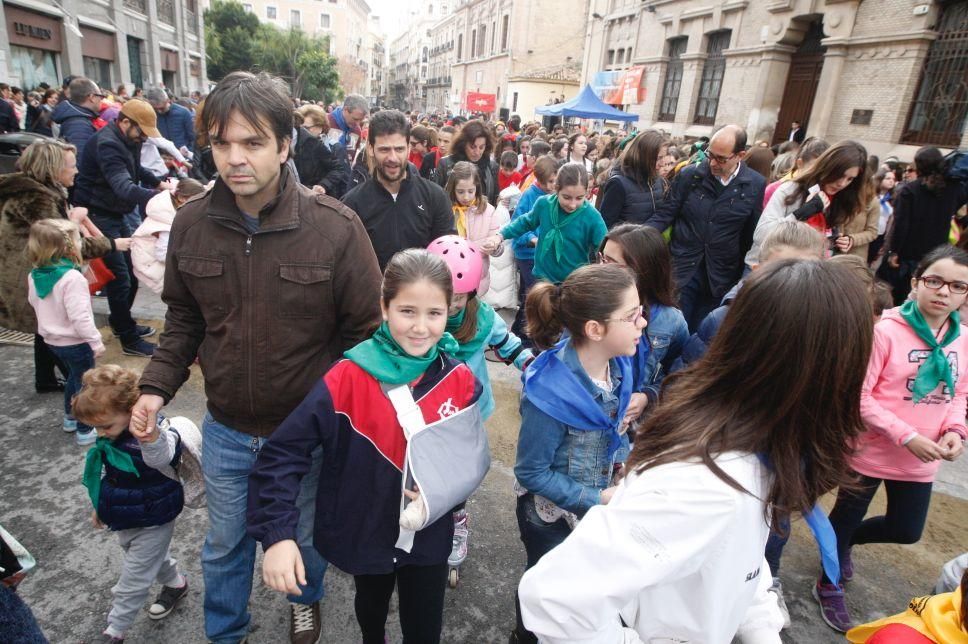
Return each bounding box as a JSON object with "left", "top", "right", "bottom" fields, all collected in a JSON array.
[{"left": 427, "top": 234, "right": 534, "bottom": 585}]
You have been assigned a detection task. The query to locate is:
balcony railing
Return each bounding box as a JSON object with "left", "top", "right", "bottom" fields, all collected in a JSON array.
[
  {"left": 124, "top": 0, "right": 146, "bottom": 13},
  {"left": 158, "top": 0, "right": 175, "bottom": 25}
]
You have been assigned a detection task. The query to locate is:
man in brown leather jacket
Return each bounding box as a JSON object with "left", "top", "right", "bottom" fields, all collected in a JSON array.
[{"left": 131, "top": 71, "right": 382, "bottom": 644}]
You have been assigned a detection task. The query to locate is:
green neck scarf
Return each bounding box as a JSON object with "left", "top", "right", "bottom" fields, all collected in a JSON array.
[
  {"left": 344, "top": 321, "right": 460, "bottom": 385},
  {"left": 446, "top": 300, "right": 495, "bottom": 363},
  {"left": 538, "top": 195, "right": 589, "bottom": 270},
  {"left": 83, "top": 437, "right": 140, "bottom": 510},
  {"left": 31, "top": 258, "right": 78, "bottom": 299},
  {"left": 899, "top": 299, "right": 961, "bottom": 402}
]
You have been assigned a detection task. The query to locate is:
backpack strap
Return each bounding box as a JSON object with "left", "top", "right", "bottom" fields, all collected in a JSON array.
[{"left": 383, "top": 384, "right": 426, "bottom": 553}]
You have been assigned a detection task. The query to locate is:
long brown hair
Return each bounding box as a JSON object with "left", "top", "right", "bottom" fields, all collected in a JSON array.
[
  {"left": 525, "top": 264, "right": 636, "bottom": 351},
  {"left": 450, "top": 120, "right": 493, "bottom": 163},
  {"left": 618, "top": 129, "right": 668, "bottom": 188},
  {"left": 452, "top": 296, "right": 480, "bottom": 343},
  {"left": 627, "top": 259, "right": 873, "bottom": 532},
  {"left": 601, "top": 224, "right": 676, "bottom": 308},
  {"left": 786, "top": 140, "right": 872, "bottom": 228}
]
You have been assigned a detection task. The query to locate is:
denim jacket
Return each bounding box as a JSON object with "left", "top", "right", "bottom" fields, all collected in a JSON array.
[
  {"left": 514, "top": 341, "right": 630, "bottom": 516},
  {"left": 640, "top": 304, "right": 689, "bottom": 402}
]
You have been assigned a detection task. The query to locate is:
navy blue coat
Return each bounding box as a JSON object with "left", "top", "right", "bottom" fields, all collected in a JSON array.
[
  {"left": 598, "top": 168, "right": 665, "bottom": 228},
  {"left": 73, "top": 122, "right": 160, "bottom": 216},
  {"left": 99, "top": 431, "right": 184, "bottom": 531},
  {"left": 647, "top": 161, "right": 765, "bottom": 298},
  {"left": 155, "top": 103, "right": 195, "bottom": 151},
  {"left": 51, "top": 100, "right": 98, "bottom": 158}
]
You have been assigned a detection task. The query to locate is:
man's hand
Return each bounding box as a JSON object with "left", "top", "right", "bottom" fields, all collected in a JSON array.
[
  {"left": 130, "top": 394, "right": 165, "bottom": 436},
  {"left": 129, "top": 408, "right": 159, "bottom": 443},
  {"left": 263, "top": 540, "right": 305, "bottom": 595}
]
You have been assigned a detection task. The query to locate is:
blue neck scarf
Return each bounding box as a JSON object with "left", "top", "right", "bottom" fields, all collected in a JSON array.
[
  {"left": 523, "top": 339, "right": 632, "bottom": 459},
  {"left": 756, "top": 454, "right": 840, "bottom": 586}
]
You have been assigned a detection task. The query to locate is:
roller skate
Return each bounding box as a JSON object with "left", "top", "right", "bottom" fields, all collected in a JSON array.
[{"left": 448, "top": 509, "right": 468, "bottom": 588}]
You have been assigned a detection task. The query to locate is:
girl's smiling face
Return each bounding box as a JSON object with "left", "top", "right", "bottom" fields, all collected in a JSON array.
[
  {"left": 455, "top": 178, "right": 477, "bottom": 207},
  {"left": 558, "top": 184, "right": 586, "bottom": 213},
  {"left": 382, "top": 279, "right": 449, "bottom": 357}
]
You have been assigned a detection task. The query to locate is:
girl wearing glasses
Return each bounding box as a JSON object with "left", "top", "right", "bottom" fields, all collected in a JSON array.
[
  {"left": 510, "top": 264, "right": 643, "bottom": 644},
  {"left": 815, "top": 244, "right": 968, "bottom": 632}
]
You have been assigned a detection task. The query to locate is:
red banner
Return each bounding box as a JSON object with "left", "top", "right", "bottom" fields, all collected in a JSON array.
[
  {"left": 464, "top": 91, "right": 496, "bottom": 113},
  {"left": 604, "top": 67, "right": 645, "bottom": 105}
]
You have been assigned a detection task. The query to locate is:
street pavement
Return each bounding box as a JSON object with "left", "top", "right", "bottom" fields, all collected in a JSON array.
[{"left": 1, "top": 290, "right": 966, "bottom": 643}]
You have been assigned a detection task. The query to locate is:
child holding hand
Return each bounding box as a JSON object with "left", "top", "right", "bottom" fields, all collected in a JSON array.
[{"left": 73, "top": 365, "right": 190, "bottom": 643}]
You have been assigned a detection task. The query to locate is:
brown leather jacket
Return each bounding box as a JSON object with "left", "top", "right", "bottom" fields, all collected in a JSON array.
[{"left": 139, "top": 170, "right": 383, "bottom": 437}]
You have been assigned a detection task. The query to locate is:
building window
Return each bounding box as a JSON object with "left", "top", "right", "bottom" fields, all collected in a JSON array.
[
  {"left": 242, "top": 3, "right": 251, "bottom": 11},
  {"left": 491, "top": 21, "right": 495, "bottom": 53},
  {"left": 479, "top": 25, "right": 486, "bottom": 56},
  {"left": 471, "top": 29, "right": 476, "bottom": 57},
  {"left": 902, "top": 1, "right": 968, "bottom": 146},
  {"left": 320, "top": 13, "right": 330, "bottom": 28},
  {"left": 658, "top": 37, "right": 686, "bottom": 121},
  {"left": 501, "top": 15, "right": 509, "bottom": 51},
  {"left": 607, "top": 49, "right": 615, "bottom": 66},
  {"left": 83, "top": 56, "right": 112, "bottom": 90},
  {"left": 429, "top": 4, "right": 433, "bottom": 14},
  {"left": 694, "top": 30, "right": 730, "bottom": 125},
  {"left": 457, "top": 33, "right": 463, "bottom": 61},
  {"left": 9, "top": 46, "right": 58, "bottom": 90},
  {"left": 290, "top": 9, "right": 300, "bottom": 26},
  {"left": 626, "top": 48, "right": 632, "bottom": 63},
  {"left": 266, "top": 6, "right": 277, "bottom": 19}
]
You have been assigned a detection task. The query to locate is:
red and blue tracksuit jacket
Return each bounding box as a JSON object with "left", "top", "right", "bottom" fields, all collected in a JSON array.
[{"left": 247, "top": 354, "right": 482, "bottom": 575}]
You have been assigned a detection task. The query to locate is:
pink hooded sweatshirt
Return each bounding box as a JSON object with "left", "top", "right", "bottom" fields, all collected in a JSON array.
[{"left": 853, "top": 307, "right": 968, "bottom": 483}]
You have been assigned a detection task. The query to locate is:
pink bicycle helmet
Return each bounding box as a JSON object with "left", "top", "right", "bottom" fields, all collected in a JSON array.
[{"left": 427, "top": 235, "right": 484, "bottom": 294}]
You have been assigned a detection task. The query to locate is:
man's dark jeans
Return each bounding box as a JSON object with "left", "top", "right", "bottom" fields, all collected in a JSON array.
[{"left": 89, "top": 212, "right": 139, "bottom": 345}]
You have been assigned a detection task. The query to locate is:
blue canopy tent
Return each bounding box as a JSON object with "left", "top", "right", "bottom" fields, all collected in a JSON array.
[{"left": 535, "top": 84, "right": 639, "bottom": 122}]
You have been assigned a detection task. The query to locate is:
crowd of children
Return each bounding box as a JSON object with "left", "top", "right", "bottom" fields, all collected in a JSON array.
[{"left": 8, "top": 106, "right": 968, "bottom": 644}]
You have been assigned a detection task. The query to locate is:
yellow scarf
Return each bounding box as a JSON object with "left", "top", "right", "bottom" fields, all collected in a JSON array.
[
  {"left": 453, "top": 204, "right": 470, "bottom": 238},
  {"left": 847, "top": 588, "right": 966, "bottom": 643}
]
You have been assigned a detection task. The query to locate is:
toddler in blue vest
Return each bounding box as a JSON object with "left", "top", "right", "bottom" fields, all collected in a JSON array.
[{"left": 73, "top": 364, "right": 189, "bottom": 643}]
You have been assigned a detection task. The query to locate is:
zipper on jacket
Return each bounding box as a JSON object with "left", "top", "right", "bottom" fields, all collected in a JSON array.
[{"left": 245, "top": 234, "right": 256, "bottom": 417}]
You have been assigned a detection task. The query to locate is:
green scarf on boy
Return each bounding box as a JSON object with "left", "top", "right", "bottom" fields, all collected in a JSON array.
[
  {"left": 899, "top": 300, "right": 961, "bottom": 402},
  {"left": 345, "top": 322, "right": 460, "bottom": 385},
  {"left": 82, "top": 437, "right": 140, "bottom": 510}
]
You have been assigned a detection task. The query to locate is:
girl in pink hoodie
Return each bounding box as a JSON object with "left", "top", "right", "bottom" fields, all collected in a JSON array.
[
  {"left": 446, "top": 161, "right": 504, "bottom": 295},
  {"left": 815, "top": 244, "right": 968, "bottom": 632},
  {"left": 26, "top": 219, "right": 105, "bottom": 446}
]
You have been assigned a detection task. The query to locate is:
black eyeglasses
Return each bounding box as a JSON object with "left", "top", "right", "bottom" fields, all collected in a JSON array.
[
  {"left": 919, "top": 275, "right": 968, "bottom": 295},
  {"left": 707, "top": 151, "right": 737, "bottom": 164}
]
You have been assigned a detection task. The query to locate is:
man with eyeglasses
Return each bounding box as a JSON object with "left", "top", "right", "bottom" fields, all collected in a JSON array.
[
  {"left": 52, "top": 77, "right": 106, "bottom": 162},
  {"left": 647, "top": 124, "right": 766, "bottom": 332},
  {"left": 73, "top": 100, "right": 172, "bottom": 357}
]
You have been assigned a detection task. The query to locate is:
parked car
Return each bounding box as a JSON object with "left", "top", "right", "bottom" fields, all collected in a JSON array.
[{"left": 0, "top": 132, "right": 53, "bottom": 174}]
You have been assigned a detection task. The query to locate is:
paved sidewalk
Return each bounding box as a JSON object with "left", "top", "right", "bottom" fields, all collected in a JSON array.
[{"left": 2, "top": 293, "right": 967, "bottom": 642}]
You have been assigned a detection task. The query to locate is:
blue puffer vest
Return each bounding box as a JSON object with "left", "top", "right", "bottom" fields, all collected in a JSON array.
[{"left": 98, "top": 432, "right": 183, "bottom": 531}]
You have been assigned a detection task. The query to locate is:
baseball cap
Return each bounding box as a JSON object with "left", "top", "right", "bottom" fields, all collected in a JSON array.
[{"left": 120, "top": 99, "right": 162, "bottom": 138}]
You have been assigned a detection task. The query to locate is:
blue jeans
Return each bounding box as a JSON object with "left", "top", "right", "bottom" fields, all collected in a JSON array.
[
  {"left": 201, "top": 414, "right": 327, "bottom": 643},
  {"left": 88, "top": 212, "right": 139, "bottom": 344},
  {"left": 764, "top": 515, "right": 791, "bottom": 577},
  {"left": 47, "top": 343, "right": 95, "bottom": 434}
]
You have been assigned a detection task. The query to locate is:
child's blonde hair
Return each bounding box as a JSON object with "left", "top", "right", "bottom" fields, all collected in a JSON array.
[
  {"left": 759, "top": 220, "right": 825, "bottom": 262},
  {"left": 72, "top": 364, "right": 141, "bottom": 424},
  {"left": 27, "top": 219, "right": 82, "bottom": 268}
]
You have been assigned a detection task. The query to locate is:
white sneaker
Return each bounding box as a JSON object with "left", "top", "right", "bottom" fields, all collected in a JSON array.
[
  {"left": 769, "top": 578, "right": 791, "bottom": 629},
  {"left": 75, "top": 429, "right": 97, "bottom": 446}
]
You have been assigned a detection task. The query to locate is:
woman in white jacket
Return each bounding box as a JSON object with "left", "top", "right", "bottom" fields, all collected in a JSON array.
[
  {"left": 518, "top": 258, "right": 875, "bottom": 644},
  {"left": 131, "top": 179, "right": 205, "bottom": 293}
]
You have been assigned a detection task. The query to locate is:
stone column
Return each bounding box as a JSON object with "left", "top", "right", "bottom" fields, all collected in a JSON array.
[
  {"left": 745, "top": 44, "right": 795, "bottom": 142},
  {"left": 808, "top": 41, "right": 847, "bottom": 140},
  {"left": 675, "top": 52, "right": 706, "bottom": 136}
]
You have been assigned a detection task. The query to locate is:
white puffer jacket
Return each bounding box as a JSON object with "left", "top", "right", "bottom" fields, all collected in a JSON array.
[
  {"left": 482, "top": 203, "right": 518, "bottom": 310},
  {"left": 131, "top": 191, "right": 176, "bottom": 294}
]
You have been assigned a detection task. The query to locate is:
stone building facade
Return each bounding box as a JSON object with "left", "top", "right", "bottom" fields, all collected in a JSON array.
[
  {"left": 0, "top": 0, "right": 207, "bottom": 95},
  {"left": 426, "top": 11, "right": 457, "bottom": 112},
  {"left": 450, "top": 0, "right": 587, "bottom": 119},
  {"left": 583, "top": 0, "right": 968, "bottom": 159}
]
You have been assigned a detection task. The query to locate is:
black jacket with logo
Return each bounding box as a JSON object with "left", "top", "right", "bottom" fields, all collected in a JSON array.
[{"left": 341, "top": 169, "right": 455, "bottom": 270}]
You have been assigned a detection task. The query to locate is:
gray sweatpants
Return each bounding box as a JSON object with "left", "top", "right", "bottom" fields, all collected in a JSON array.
[{"left": 108, "top": 520, "right": 180, "bottom": 635}]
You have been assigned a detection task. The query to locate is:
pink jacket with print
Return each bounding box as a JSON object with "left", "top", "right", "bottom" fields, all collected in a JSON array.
[{"left": 852, "top": 307, "right": 968, "bottom": 482}]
